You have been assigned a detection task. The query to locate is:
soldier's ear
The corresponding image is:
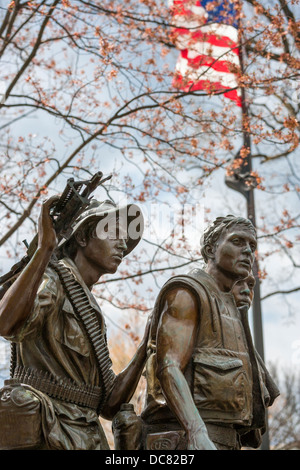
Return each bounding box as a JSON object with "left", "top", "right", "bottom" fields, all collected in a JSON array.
[
  {"left": 74, "top": 229, "right": 87, "bottom": 247},
  {"left": 203, "top": 243, "right": 215, "bottom": 261}
]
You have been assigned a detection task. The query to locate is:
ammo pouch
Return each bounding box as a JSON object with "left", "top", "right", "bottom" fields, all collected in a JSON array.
[{"left": 0, "top": 380, "right": 42, "bottom": 450}]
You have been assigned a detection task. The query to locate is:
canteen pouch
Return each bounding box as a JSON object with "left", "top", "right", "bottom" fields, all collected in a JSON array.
[{"left": 0, "top": 380, "right": 42, "bottom": 450}]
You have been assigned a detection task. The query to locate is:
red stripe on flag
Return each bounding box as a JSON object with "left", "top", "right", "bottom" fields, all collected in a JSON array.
[
  {"left": 170, "top": 0, "right": 241, "bottom": 106},
  {"left": 174, "top": 28, "right": 239, "bottom": 51},
  {"left": 171, "top": 2, "right": 193, "bottom": 17},
  {"left": 180, "top": 50, "right": 239, "bottom": 74},
  {"left": 223, "top": 89, "right": 242, "bottom": 106},
  {"left": 172, "top": 73, "right": 242, "bottom": 106}
]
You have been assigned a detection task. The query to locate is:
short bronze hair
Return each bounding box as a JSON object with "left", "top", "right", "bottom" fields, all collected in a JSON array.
[
  {"left": 58, "top": 218, "right": 99, "bottom": 260},
  {"left": 200, "top": 215, "right": 256, "bottom": 263}
]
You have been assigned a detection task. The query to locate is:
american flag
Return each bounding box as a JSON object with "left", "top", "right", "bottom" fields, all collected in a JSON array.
[{"left": 169, "top": 0, "right": 242, "bottom": 106}]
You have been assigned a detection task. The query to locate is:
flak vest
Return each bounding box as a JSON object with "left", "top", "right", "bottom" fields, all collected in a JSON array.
[{"left": 142, "top": 268, "right": 279, "bottom": 438}]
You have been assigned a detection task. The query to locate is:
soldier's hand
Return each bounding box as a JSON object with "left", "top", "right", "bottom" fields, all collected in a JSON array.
[
  {"left": 142, "top": 313, "right": 152, "bottom": 343},
  {"left": 187, "top": 428, "right": 217, "bottom": 450},
  {"left": 38, "top": 195, "right": 60, "bottom": 251}
]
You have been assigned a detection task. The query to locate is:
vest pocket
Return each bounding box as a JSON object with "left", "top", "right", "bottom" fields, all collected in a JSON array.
[
  {"left": 192, "top": 352, "right": 249, "bottom": 415},
  {"left": 54, "top": 299, "right": 90, "bottom": 357}
]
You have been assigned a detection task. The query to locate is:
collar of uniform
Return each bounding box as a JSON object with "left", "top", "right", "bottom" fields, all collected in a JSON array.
[{"left": 188, "top": 268, "right": 237, "bottom": 305}]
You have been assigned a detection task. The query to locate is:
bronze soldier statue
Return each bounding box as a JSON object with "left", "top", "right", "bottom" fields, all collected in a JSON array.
[
  {"left": 0, "top": 195, "right": 149, "bottom": 450},
  {"left": 116, "top": 215, "right": 279, "bottom": 451}
]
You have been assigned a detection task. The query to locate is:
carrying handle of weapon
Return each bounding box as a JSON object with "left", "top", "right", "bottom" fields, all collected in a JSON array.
[
  {"left": 27, "top": 172, "right": 111, "bottom": 256},
  {"left": 52, "top": 171, "right": 105, "bottom": 215},
  {"left": 0, "top": 172, "right": 112, "bottom": 298}
]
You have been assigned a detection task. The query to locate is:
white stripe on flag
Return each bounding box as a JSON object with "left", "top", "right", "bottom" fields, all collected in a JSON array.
[
  {"left": 172, "top": 17, "right": 238, "bottom": 44},
  {"left": 198, "top": 23, "right": 238, "bottom": 42},
  {"left": 172, "top": 15, "right": 207, "bottom": 31},
  {"left": 186, "top": 43, "right": 240, "bottom": 66},
  {"left": 175, "top": 56, "right": 240, "bottom": 89}
]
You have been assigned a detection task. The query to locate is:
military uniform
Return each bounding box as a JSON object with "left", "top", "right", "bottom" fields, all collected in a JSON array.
[
  {"left": 3, "top": 257, "right": 114, "bottom": 450},
  {"left": 141, "top": 268, "right": 279, "bottom": 450}
]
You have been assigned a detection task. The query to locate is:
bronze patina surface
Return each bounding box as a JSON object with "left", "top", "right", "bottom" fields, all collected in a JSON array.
[
  {"left": 140, "top": 216, "right": 279, "bottom": 450},
  {"left": 112, "top": 215, "right": 279, "bottom": 451},
  {"left": 0, "top": 194, "right": 149, "bottom": 450}
]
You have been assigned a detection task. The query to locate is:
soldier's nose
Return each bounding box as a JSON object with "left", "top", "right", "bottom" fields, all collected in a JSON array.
[
  {"left": 242, "top": 245, "right": 252, "bottom": 255},
  {"left": 240, "top": 288, "right": 250, "bottom": 295}
]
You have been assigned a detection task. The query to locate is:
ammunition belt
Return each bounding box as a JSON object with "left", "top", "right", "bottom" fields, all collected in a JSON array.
[
  {"left": 49, "top": 260, "right": 116, "bottom": 414},
  {"left": 12, "top": 366, "right": 102, "bottom": 411}
]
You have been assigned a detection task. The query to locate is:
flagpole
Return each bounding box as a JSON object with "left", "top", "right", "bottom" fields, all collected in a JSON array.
[
  {"left": 239, "top": 89, "right": 265, "bottom": 363},
  {"left": 240, "top": 103, "right": 270, "bottom": 453},
  {"left": 238, "top": 9, "right": 270, "bottom": 450}
]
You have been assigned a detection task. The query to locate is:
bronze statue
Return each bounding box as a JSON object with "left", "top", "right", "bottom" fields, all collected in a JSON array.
[
  {"left": 132, "top": 215, "right": 279, "bottom": 450},
  {"left": 0, "top": 195, "right": 149, "bottom": 450}
]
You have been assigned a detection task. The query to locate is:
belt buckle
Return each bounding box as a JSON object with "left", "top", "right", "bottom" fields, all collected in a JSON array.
[{"left": 146, "top": 430, "right": 185, "bottom": 450}]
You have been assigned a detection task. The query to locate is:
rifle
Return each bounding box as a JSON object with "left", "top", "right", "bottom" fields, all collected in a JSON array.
[{"left": 0, "top": 172, "right": 112, "bottom": 298}]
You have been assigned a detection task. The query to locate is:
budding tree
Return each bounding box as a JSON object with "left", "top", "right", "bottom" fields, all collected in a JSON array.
[{"left": 0, "top": 0, "right": 299, "bottom": 347}]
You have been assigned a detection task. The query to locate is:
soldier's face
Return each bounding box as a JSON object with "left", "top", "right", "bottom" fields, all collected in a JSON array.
[
  {"left": 213, "top": 226, "right": 257, "bottom": 280},
  {"left": 232, "top": 275, "right": 255, "bottom": 308},
  {"left": 83, "top": 217, "right": 128, "bottom": 274}
]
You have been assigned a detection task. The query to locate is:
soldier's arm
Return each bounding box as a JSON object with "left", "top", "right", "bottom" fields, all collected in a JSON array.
[
  {"left": 0, "top": 196, "right": 59, "bottom": 338},
  {"left": 156, "top": 287, "right": 216, "bottom": 450}
]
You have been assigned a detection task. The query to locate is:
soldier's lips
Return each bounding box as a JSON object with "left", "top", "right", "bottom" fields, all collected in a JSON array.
[
  {"left": 112, "top": 254, "right": 123, "bottom": 262},
  {"left": 238, "top": 259, "right": 251, "bottom": 268},
  {"left": 238, "top": 300, "right": 251, "bottom": 308}
]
